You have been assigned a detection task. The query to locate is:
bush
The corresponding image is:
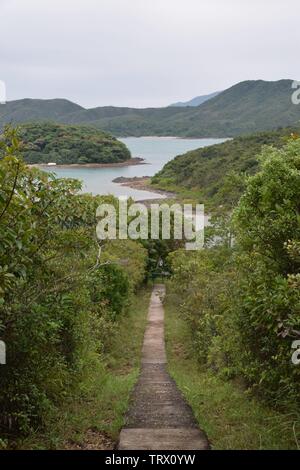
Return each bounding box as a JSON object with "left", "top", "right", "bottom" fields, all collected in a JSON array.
[
  {"left": 167, "top": 138, "right": 300, "bottom": 405},
  {"left": 0, "top": 128, "right": 146, "bottom": 434},
  {"left": 230, "top": 138, "right": 300, "bottom": 402}
]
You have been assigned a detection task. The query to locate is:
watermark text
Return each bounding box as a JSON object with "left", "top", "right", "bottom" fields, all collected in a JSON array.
[{"left": 96, "top": 198, "right": 205, "bottom": 250}]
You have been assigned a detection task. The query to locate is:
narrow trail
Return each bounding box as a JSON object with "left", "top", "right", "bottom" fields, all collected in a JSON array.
[{"left": 118, "top": 284, "right": 209, "bottom": 450}]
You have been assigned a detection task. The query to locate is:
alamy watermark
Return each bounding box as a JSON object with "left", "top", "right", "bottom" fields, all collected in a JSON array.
[
  {"left": 291, "top": 340, "right": 300, "bottom": 365},
  {"left": 96, "top": 198, "right": 205, "bottom": 250},
  {"left": 0, "top": 340, "right": 6, "bottom": 365},
  {"left": 0, "top": 80, "right": 6, "bottom": 104},
  {"left": 291, "top": 80, "right": 300, "bottom": 105}
]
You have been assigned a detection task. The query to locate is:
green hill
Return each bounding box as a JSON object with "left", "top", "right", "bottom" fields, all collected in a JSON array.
[
  {"left": 1, "top": 80, "right": 300, "bottom": 137},
  {"left": 56, "top": 80, "right": 300, "bottom": 136},
  {"left": 16, "top": 122, "right": 131, "bottom": 164},
  {"left": 151, "top": 127, "right": 299, "bottom": 208},
  {"left": 175, "top": 79, "right": 300, "bottom": 137},
  {"left": 0, "top": 98, "right": 83, "bottom": 125}
]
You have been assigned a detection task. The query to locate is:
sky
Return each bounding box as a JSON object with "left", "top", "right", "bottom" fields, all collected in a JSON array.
[{"left": 0, "top": 0, "right": 299, "bottom": 108}]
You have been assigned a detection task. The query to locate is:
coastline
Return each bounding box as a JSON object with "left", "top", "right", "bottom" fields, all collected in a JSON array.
[
  {"left": 120, "top": 135, "right": 228, "bottom": 140},
  {"left": 113, "top": 176, "right": 176, "bottom": 199},
  {"left": 28, "top": 157, "right": 146, "bottom": 169}
]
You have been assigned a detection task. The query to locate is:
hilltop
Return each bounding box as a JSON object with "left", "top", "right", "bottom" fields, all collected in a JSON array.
[
  {"left": 1, "top": 80, "right": 299, "bottom": 137},
  {"left": 168, "top": 90, "right": 221, "bottom": 107},
  {"left": 0, "top": 98, "right": 83, "bottom": 124}
]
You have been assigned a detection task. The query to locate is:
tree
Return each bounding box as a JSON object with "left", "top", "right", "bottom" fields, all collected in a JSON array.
[{"left": 231, "top": 138, "right": 300, "bottom": 400}]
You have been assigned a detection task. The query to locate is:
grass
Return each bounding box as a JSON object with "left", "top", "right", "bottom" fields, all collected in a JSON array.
[
  {"left": 164, "top": 297, "right": 300, "bottom": 450},
  {"left": 16, "top": 287, "right": 151, "bottom": 450},
  {"left": 151, "top": 180, "right": 202, "bottom": 201}
]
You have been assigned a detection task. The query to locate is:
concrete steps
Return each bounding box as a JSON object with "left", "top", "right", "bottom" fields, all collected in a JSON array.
[{"left": 117, "top": 284, "right": 209, "bottom": 450}]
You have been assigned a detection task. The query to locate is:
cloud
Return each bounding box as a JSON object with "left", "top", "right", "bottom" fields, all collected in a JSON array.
[{"left": 0, "top": 0, "right": 299, "bottom": 107}]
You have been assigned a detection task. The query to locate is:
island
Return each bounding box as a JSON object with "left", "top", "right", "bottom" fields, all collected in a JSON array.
[{"left": 18, "top": 122, "right": 135, "bottom": 165}]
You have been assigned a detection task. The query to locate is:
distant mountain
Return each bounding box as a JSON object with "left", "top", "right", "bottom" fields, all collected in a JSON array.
[
  {"left": 1, "top": 80, "right": 300, "bottom": 138},
  {"left": 61, "top": 80, "right": 300, "bottom": 137},
  {"left": 169, "top": 91, "right": 221, "bottom": 107}
]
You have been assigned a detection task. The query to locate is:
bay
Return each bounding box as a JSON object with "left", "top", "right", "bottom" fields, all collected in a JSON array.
[{"left": 44, "top": 136, "right": 227, "bottom": 200}]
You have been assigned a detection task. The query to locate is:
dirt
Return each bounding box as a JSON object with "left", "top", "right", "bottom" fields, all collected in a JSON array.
[
  {"left": 112, "top": 176, "right": 176, "bottom": 199},
  {"left": 64, "top": 429, "right": 114, "bottom": 450},
  {"left": 29, "top": 157, "right": 146, "bottom": 169}
]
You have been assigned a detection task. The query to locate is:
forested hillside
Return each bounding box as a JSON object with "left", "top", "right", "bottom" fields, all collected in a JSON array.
[
  {"left": 167, "top": 137, "right": 300, "bottom": 412},
  {"left": 0, "top": 98, "right": 83, "bottom": 124},
  {"left": 1, "top": 80, "right": 300, "bottom": 137},
  {"left": 152, "top": 127, "right": 299, "bottom": 208},
  {"left": 17, "top": 122, "right": 131, "bottom": 164}
]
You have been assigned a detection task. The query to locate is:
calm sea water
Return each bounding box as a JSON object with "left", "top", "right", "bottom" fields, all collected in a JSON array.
[{"left": 44, "top": 137, "right": 227, "bottom": 200}]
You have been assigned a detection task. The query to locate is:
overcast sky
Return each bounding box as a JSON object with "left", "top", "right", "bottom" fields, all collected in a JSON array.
[{"left": 0, "top": 0, "right": 299, "bottom": 108}]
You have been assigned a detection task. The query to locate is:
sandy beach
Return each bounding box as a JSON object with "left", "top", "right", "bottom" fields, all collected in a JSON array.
[
  {"left": 113, "top": 176, "right": 176, "bottom": 199},
  {"left": 29, "top": 157, "right": 146, "bottom": 169}
]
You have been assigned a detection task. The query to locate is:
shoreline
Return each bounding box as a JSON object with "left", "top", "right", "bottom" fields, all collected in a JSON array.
[
  {"left": 119, "top": 135, "right": 229, "bottom": 140},
  {"left": 112, "top": 176, "right": 176, "bottom": 199},
  {"left": 29, "top": 157, "right": 147, "bottom": 169}
]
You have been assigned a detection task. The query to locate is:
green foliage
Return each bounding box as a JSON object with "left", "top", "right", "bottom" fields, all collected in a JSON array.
[
  {"left": 165, "top": 299, "right": 300, "bottom": 449},
  {"left": 229, "top": 139, "right": 300, "bottom": 402},
  {"left": 167, "top": 138, "right": 300, "bottom": 406},
  {"left": 102, "top": 239, "right": 148, "bottom": 289},
  {"left": 140, "top": 210, "right": 185, "bottom": 279},
  {"left": 13, "top": 122, "right": 131, "bottom": 164},
  {"left": 15, "top": 288, "right": 150, "bottom": 449},
  {"left": 152, "top": 127, "right": 298, "bottom": 209},
  {"left": 89, "top": 264, "right": 130, "bottom": 321},
  {"left": 0, "top": 127, "right": 146, "bottom": 435},
  {"left": 167, "top": 247, "right": 233, "bottom": 365}
]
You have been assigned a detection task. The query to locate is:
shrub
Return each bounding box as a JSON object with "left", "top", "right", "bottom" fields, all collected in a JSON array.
[
  {"left": 167, "top": 138, "right": 300, "bottom": 405},
  {"left": 0, "top": 127, "right": 146, "bottom": 434}
]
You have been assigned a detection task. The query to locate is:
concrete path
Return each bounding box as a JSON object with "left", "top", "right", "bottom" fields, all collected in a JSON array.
[{"left": 118, "top": 284, "right": 209, "bottom": 450}]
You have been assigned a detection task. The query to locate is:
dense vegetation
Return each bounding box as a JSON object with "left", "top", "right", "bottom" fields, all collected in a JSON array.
[
  {"left": 152, "top": 127, "right": 300, "bottom": 209},
  {"left": 1, "top": 80, "right": 300, "bottom": 137},
  {"left": 166, "top": 138, "right": 300, "bottom": 415},
  {"left": 165, "top": 301, "right": 299, "bottom": 449},
  {"left": 0, "top": 127, "right": 145, "bottom": 443},
  {"left": 1, "top": 123, "right": 299, "bottom": 449},
  {"left": 17, "top": 122, "right": 131, "bottom": 164}
]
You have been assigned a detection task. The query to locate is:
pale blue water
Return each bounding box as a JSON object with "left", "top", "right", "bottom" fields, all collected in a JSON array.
[{"left": 44, "top": 137, "right": 227, "bottom": 200}]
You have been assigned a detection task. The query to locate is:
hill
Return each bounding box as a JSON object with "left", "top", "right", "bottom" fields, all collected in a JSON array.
[
  {"left": 174, "top": 79, "right": 300, "bottom": 137},
  {"left": 168, "top": 91, "right": 221, "bottom": 107},
  {"left": 16, "top": 122, "right": 131, "bottom": 164},
  {"left": 1, "top": 80, "right": 300, "bottom": 137},
  {"left": 0, "top": 98, "right": 83, "bottom": 125},
  {"left": 56, "top": 80, "right": 300, "bottom": 136},
  {"left": 151, "top": 127, "right": 299, "bottom": 208}
]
